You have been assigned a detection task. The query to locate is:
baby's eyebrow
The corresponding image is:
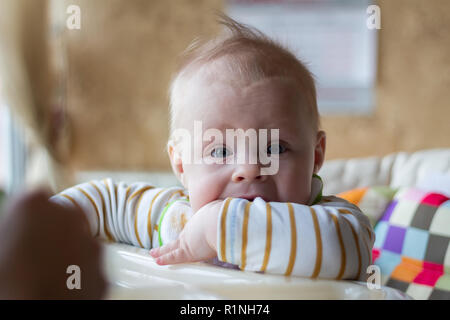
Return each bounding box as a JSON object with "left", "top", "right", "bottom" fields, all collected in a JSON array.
[{"left": 202, "top": 139, "right": 215, "bottom": 148}]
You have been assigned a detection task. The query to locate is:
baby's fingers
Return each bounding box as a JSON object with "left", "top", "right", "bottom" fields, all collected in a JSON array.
[
  {"left": 155, "top": 247, "right": 190, "bottom": 265},
  {"left": 149, "top": 239, "right": 193, "bottom": 265},
  {"left": 149, "top": 239, "right": 179, "bottom": 258}
]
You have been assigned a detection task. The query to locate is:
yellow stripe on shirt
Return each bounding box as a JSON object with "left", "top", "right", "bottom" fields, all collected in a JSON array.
[
  {"left": 260, "top": 203, "right": 273, "bottom": 272},
  {"left": 330, "top": 213, "right": 346, "bottom": 280},
  {"left": 90, "top": 182, "right": 114, "bottom": 242},
  {"left": 363, "top": 235, "right": 372, "bottom": 266},
  {"left": 338, "top": 209, "right": 353, "bottom": 215},
  {"left": 240, "top": 202, "right": 252, "bottom": 270},
  {"left": 344, "top": 218, "right": 362, "bottom": 280},
  {"left": 102, "top": 179, "right": 113, "bottom": 212},
  {"left": 102, "top": 179, "right": 116, "bottom": 237},
  {"left": 76, "top": 187, "right": 101, "bottom": 238},
  {"left": 364, "top": 225, "right": 373, "bottom": 243},
  {"left": 61, "top": 193, "right": 82, "bottom": 211},
  {"left": 125, "top": 186, "right": 132, "bottom": 199},
  {"left": 220, "top": 198, "right": 232, "bottom": 262},
  {"left": 285, "top": 203, "right": 297, "bottom": 276},
  {"left": 129, "top": 186, "right": 153, "bottom": 248},
  {"left": 146, "top": 189, "right": 165, "bottom": 242},
  {"left": 114, "top": 184, "right": 118, "bottom": 205},
  {"left": 167, "top": 189, "right": 185, "bottom": 202},
  {"left": 310, "top": 207, "right": 322, "bottom": 278},
  {"left": 60, "top": 193, "right": 92, "bottom": 235},
  {"left": 129, "top": 185, "right": 154, "bottom": 202}
]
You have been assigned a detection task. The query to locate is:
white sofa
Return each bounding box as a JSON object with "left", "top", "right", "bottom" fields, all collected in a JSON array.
[
  {"left": 320, "top": 148, "right": 450, "bottom": 196},
  {"left": 78, "top": 148, "right": 449, "bottom": 300}
]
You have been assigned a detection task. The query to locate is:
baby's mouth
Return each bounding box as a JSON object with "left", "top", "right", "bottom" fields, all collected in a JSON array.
[{"left": 232, "top": 194, "right": 269, "bottom": 202}]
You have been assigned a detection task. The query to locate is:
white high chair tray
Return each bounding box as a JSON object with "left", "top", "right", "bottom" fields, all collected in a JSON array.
[{"left": 103, "top": 243, "right": 411, "bottom": 300}]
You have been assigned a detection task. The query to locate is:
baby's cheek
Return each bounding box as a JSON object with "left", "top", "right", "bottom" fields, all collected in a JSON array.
[
  {"left": 185, "top": 163, "right": 231, "bottom": 211},
  {"left": 188, "top": 178, "right": 224, "bottom": 212},
  {"left": 276, "top": 171, "right": 311, "bottom": 204}
]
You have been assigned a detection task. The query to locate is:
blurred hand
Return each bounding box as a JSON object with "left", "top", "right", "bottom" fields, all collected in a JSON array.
[
  {"left": 0, "top": 189, "right": 107, "bottom": 299},
  {"left": 150, "top": 200, "right": 223, "bottom": 265}
]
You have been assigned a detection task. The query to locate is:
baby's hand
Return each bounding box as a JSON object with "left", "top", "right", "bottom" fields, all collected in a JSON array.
[{"left": 149, "top": 200, "right": 223, "bottom": 265}]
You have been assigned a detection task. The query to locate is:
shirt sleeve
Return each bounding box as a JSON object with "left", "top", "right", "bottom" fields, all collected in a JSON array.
[
  {"left": 216, "top": 196, "right": 375, "bottom": 281},
  {"left": 49, "top": 178, "right": 189, "bottom": 249}
]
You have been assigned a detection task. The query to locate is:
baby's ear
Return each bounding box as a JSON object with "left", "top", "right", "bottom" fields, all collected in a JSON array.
[
  {"left": 313, "top": 130, "right": 326, "bottom": 174},
  {"left": 167, "top": 140, "right": 185, "bottom": 185}
]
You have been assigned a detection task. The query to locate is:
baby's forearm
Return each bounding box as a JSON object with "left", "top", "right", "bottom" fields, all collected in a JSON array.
[
  {"left": 50, "top": 179, "right": 188, "bottom": 249},
  {"left": 215, "top": 197, "right": 374, "bottom": 280}
]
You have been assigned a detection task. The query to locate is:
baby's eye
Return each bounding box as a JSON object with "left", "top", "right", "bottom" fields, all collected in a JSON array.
[
  {"left": 211, "top": 146, "right": 232, "bottom": 158},
  {"left": 267, "top": 143, "right": 286, "bottom": 155}
]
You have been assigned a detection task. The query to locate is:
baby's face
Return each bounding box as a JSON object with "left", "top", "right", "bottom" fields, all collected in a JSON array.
[{"left": 171, "top": 76, "right": 325, "bottom": 212}]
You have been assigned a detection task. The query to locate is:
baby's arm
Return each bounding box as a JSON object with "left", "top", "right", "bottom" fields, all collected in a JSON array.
[
  {"left": 151, "top": 196, "right": 374, "bottom": 281},
  {"left": 50, "top": 178, "right": 188, "bottom": 249},
  {"left": 217, "top": 196, "right": 375, "bottom": 280}
]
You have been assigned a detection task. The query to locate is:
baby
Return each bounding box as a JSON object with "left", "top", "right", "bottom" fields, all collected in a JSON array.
[{"left": 51, "top": 15, "right": 374, "bottom": 280}]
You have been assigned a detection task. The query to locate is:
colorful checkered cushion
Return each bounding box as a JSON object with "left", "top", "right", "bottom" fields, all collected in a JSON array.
[
  {"left": 337, "top": 186, "right": 397, "bottom": 227},
  {"left": 372, "top": 187, "right": 450, "bottom": 299},
  {"left": 338, "top": 186, "right": 450, "bottom": 299}
]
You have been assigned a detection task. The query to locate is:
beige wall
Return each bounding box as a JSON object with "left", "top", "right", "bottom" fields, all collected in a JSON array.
[
  {"left": 60, "top": 0, "right": 223, "bottom": 171},
  {"left": 322, "top": 0, "right": 450, "bottom": 160},
  {"left": 58, "top": 0, "right": 450, "bottom": 173}
]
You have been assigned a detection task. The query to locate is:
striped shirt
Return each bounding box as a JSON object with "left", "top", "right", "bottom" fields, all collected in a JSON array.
[
  {"left": 50, "top": 177, "right": 374, "bottom": 280},
  {"left": 217, "top": 196, "right": 374, "bottom": 280}
]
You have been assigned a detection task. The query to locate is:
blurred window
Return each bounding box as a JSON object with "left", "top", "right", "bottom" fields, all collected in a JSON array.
[
  {"left": 227, "top": 0, "right": 378, "bottom": 115},
  {"left": 0, "top": 104, "right": 27, "bottom": 196},
  {"left": 0, "top": 104, "right": 6, "bottom": 192}
]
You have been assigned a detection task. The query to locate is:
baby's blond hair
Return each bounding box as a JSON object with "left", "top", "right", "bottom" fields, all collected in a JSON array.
[{"left": 168, "top": 13, "right": 319, "bottom": 136}]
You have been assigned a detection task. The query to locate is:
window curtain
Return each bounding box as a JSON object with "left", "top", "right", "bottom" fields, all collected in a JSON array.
[{"left": 0, "top": 0, "right": 73, "bottom": 192}]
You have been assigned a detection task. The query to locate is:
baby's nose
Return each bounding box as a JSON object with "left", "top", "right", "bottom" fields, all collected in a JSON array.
[{"left": 231, "top": 164, "right": 267, "bottom": 183}]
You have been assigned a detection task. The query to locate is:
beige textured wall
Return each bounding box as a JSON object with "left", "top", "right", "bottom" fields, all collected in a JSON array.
[
  {"left": 60, "top": 0, "right": 222, "bottom": 171},
  {"left": 59, "top": 0, "right": 449, "bottom": 173},
  {"left": 322, "top": 0, "right": 450, "bottom": 160}
]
